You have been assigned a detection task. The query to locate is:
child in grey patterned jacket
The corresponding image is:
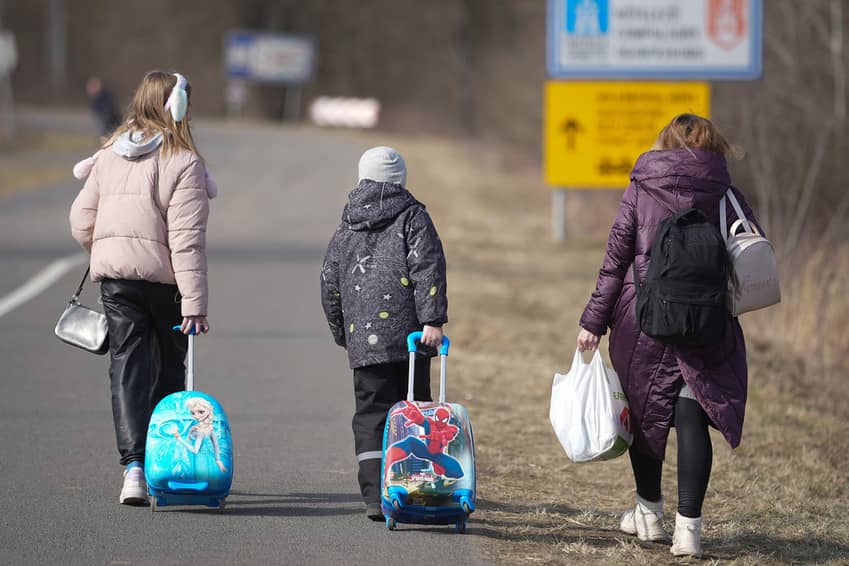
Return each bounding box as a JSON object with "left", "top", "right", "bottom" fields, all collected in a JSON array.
[{"left": 320, "top": 146, "right": 448, "bottom": 520}]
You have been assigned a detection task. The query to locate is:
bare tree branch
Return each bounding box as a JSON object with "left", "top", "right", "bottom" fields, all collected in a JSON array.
[
  {"left": 783, "top": 122, "right": 833, "bottom": 254},
  {"left": 819, "top": 183, "right": 849, "bottom": 248},
  {"left": 754, "top": 111, "right": 775, "bottom": 229},
  {"left": 831, "top": 0, "right": 846, "bottom": 122},
  {"left": 801, "top": 1, "right": 831, "bottom": 44},
  {"left": 765, "top": 33, "right": 796, "bottom": 69}
]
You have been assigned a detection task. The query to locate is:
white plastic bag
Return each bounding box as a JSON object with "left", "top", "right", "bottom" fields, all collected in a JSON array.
[{"left": 549, "top": 349, "right": 633, "bottom": 463}]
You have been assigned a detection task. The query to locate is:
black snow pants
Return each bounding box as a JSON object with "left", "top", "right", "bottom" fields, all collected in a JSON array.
[
  {"left": 100, "top": 279, "right": 187, "bottom": 466},
  {"left": 352, "top": 358, "right": 432, "bottom": 504}
]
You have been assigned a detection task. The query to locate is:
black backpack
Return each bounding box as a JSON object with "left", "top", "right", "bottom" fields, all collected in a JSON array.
[{"left": 635, "top": 208, "right": 728, "bottom": 346}]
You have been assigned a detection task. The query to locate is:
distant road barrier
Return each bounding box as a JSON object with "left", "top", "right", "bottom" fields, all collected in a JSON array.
[{"left": 309, "top": 97, "right": 380, "bottom": 129}]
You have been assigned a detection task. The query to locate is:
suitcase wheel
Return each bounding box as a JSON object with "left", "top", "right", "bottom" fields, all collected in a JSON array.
[
  {"left": 455, "top": 520, "right": 467, "bottom": 534},
  {"left": 150, "top": 496, "right": 158, "bottom": 512},
  {"left": 387, "top": 487, "right": 407, "bottom": 511},
  {"left": 386, "top": 517, "right": 397, "bottom": 531}
]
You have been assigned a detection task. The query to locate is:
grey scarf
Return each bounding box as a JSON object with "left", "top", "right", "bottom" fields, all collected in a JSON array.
[{"left": 112, "top": 131, "right": 163, "bottom": 159}]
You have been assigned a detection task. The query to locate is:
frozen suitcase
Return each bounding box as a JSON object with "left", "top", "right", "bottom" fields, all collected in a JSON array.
[
  {"left": 145, "top": 327, "right": 233, "bottom": 511},
  {"left": 381, "top": 331, "right": 476, "bottom": 532}
]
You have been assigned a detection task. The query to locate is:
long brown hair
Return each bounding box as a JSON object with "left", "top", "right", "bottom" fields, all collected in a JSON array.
[
  {"left": 652, "top": 113, "right": 736, "bottom": 159},
  {"left": 103, "top": 71, "right": 202, "bottom": 159}
]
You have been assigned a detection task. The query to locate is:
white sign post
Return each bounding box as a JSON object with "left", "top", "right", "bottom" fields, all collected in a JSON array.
[{"left": 0, "top": 30, "right": 18, "bottom": 143}]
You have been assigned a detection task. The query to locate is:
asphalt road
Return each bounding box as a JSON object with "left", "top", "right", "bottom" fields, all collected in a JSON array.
[{"left": 0, "top": 113, "right": 485, "bottom": 565}]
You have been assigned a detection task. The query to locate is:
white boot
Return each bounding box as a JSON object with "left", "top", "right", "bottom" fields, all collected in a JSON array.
[
  {"left": 671, "top": 512, "right": 703, "bottom": 558},
  {"left": 620, "top": 495, "right": 670, "bottom": 542}
]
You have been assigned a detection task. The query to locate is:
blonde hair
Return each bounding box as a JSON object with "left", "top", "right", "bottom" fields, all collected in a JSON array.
[
  {"left": 103, "top": 70, "right": 202, "bottom": 159},
  {"left": 186, "top": 397, "right": 214, "bottom": 425},
  {"left": 652, "top": 114, "right": 739, "bottom": 159}
]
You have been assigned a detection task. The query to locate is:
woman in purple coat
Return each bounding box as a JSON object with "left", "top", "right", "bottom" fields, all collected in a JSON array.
[{"left": 577, "top": 115, "right": 760, "bottom": 558}]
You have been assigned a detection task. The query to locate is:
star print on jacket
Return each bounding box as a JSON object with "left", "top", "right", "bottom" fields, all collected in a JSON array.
[
  {"left": 352, "top": 254, "right": 372, "bottom": 274},
  {"left": 407, "top": 237, "right": 420, "bottom": 259},
  {"left": 320, "top": 179, "right": 448, "bottom": 369}
]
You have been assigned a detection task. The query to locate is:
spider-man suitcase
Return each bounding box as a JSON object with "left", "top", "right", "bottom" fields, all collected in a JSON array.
[
  {"left": 145, "top": 328, "right": 233, "bottom": 511},
  {"left": 381, "top": 332, "right": 476, "bottom": 532}
]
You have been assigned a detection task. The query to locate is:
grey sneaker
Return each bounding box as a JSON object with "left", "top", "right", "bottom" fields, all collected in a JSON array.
[
  {"left": 620, "top": 495, "right": 670, "bottom": 542},
  {"left": 119, "top": 466, "right": 147, "bottom": 505}
]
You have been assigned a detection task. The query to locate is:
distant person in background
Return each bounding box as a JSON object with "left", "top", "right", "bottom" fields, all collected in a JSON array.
[
  {"left": 320, "top": 146, "right": 448, "bottom": 521},
  {"left": 85, "top": 76, "right": 122, "bottom": 135},
  {"left": 70, "top": 71, "right": 216, "bottom": 506},
  {"left": 577, "top": 114, "right": 761, "bottom": 558}
]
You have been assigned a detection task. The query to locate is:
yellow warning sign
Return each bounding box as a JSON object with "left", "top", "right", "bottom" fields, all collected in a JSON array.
[{"left": 544, "top": 82, "right": 711, "bottom": 188}]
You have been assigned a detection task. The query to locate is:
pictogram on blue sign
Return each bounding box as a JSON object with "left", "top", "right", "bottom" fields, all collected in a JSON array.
[{"left": 565, "top": 0, "right": 609, "bottom": 36}]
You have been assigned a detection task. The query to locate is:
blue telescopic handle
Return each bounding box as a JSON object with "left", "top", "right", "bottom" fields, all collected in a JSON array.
[
  {"left": 406, "top": 331, "right": 450, "bottom": 356},
  {"left": 172, "top": 325, "right": 198, "bottom": 335}
]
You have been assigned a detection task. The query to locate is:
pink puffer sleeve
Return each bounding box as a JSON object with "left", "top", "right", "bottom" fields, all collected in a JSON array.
[
  {"left": 69, "top": 163, "right": 100, "bottom": 252},
  {"left": 167, "top": 157, "right": 210, "bottom": 317},
  {"left": 579, "top": 182, "right": 638, "bottom": 336}
]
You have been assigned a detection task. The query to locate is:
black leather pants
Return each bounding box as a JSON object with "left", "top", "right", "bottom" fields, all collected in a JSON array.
[{"left": 101, "top": 279, "right": 187, "bottom": 466}]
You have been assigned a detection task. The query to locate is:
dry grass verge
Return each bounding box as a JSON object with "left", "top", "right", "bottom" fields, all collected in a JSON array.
[
  {"left": 358, "top": 132, "right": 849, "bottom": 565},
  {"left": 752, "top": 245, "right": 849, "bottom": 381}
]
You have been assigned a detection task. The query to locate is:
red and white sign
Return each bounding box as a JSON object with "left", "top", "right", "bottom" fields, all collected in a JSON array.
[
  {"left": 708, "top": 0, "right": 746, "bottom": 50},
  {"left": 309, "top": 97, "right": 380, "bottom": 129}
]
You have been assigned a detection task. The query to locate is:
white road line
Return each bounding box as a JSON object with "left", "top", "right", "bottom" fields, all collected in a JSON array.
[{"left": 0, "top": 253, "right": 87, "bottom": 318}]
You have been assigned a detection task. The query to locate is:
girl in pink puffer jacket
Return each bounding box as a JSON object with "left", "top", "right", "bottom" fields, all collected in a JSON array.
[{"left": 69, "top": 70, "right": 215, "bottom": 505}]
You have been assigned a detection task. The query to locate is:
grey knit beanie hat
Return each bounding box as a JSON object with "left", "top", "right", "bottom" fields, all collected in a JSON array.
[{"left": 358, "top": 146, "right": 407, "bottom": 186}]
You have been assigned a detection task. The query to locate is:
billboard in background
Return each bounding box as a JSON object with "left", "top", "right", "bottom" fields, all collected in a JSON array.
[
  {"left": 225, "top": 31, "right": 316, "bottom": 85},
  {"left": 544, "top": 81, "right": 711, "bottom": 188},
  {"left": 547, "top": 0, "right": 762, "bottom": 79}
]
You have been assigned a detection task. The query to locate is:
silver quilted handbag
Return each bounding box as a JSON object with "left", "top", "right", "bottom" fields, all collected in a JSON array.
[
  {"left": 720, "top": 190, "right": 781, "bottom": 316},
  {"left": 54, "top": 267, "right": 109, "bottom": 355}
]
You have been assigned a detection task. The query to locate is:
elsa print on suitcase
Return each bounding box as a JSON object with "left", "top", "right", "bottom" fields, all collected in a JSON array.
[
  {"left": 173, "top": 397, "right": 228, "bottom": 474},
  {"left": 147, "top": 392, "right": 233, "bottom": 493}
]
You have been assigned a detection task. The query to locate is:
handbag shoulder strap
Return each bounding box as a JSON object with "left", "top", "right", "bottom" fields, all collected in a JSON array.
[
  {"left": 720, "top": 188, "right": 753, "bottom": 240},
  {"left": 71, "top": 267, "right": 90, "bottom": 302}
]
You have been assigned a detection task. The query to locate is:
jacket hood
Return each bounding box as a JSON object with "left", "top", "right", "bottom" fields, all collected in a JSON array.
[
  {"left": 112, "top": 131, "right": 163, "bottom": 159},
  {"left": 631, "top": 148, "right": 731, "bottom": 186},
  {"left": 343, "top": 179, "right": 420, "bottom": 231}
]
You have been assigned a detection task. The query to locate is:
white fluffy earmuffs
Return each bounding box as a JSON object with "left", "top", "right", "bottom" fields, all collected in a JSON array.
[{"left": 164, "top": 73, "right": 188, "bottom": 122}]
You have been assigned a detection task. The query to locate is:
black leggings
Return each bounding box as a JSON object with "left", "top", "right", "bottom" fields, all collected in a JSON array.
[{"left": 629, "top": 397, "right": 713, "bottom": 518}]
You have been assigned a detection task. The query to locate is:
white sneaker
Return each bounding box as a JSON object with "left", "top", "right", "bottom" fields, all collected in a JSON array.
[
  {"left": 119, "top": 466, "right": 147, "bottom": 505},
  {"left": 620, "top": 495, "right": 670, "bottom": 542},
  {"left": 671, "top": 513, "right": 703, "bottom": 557}
]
